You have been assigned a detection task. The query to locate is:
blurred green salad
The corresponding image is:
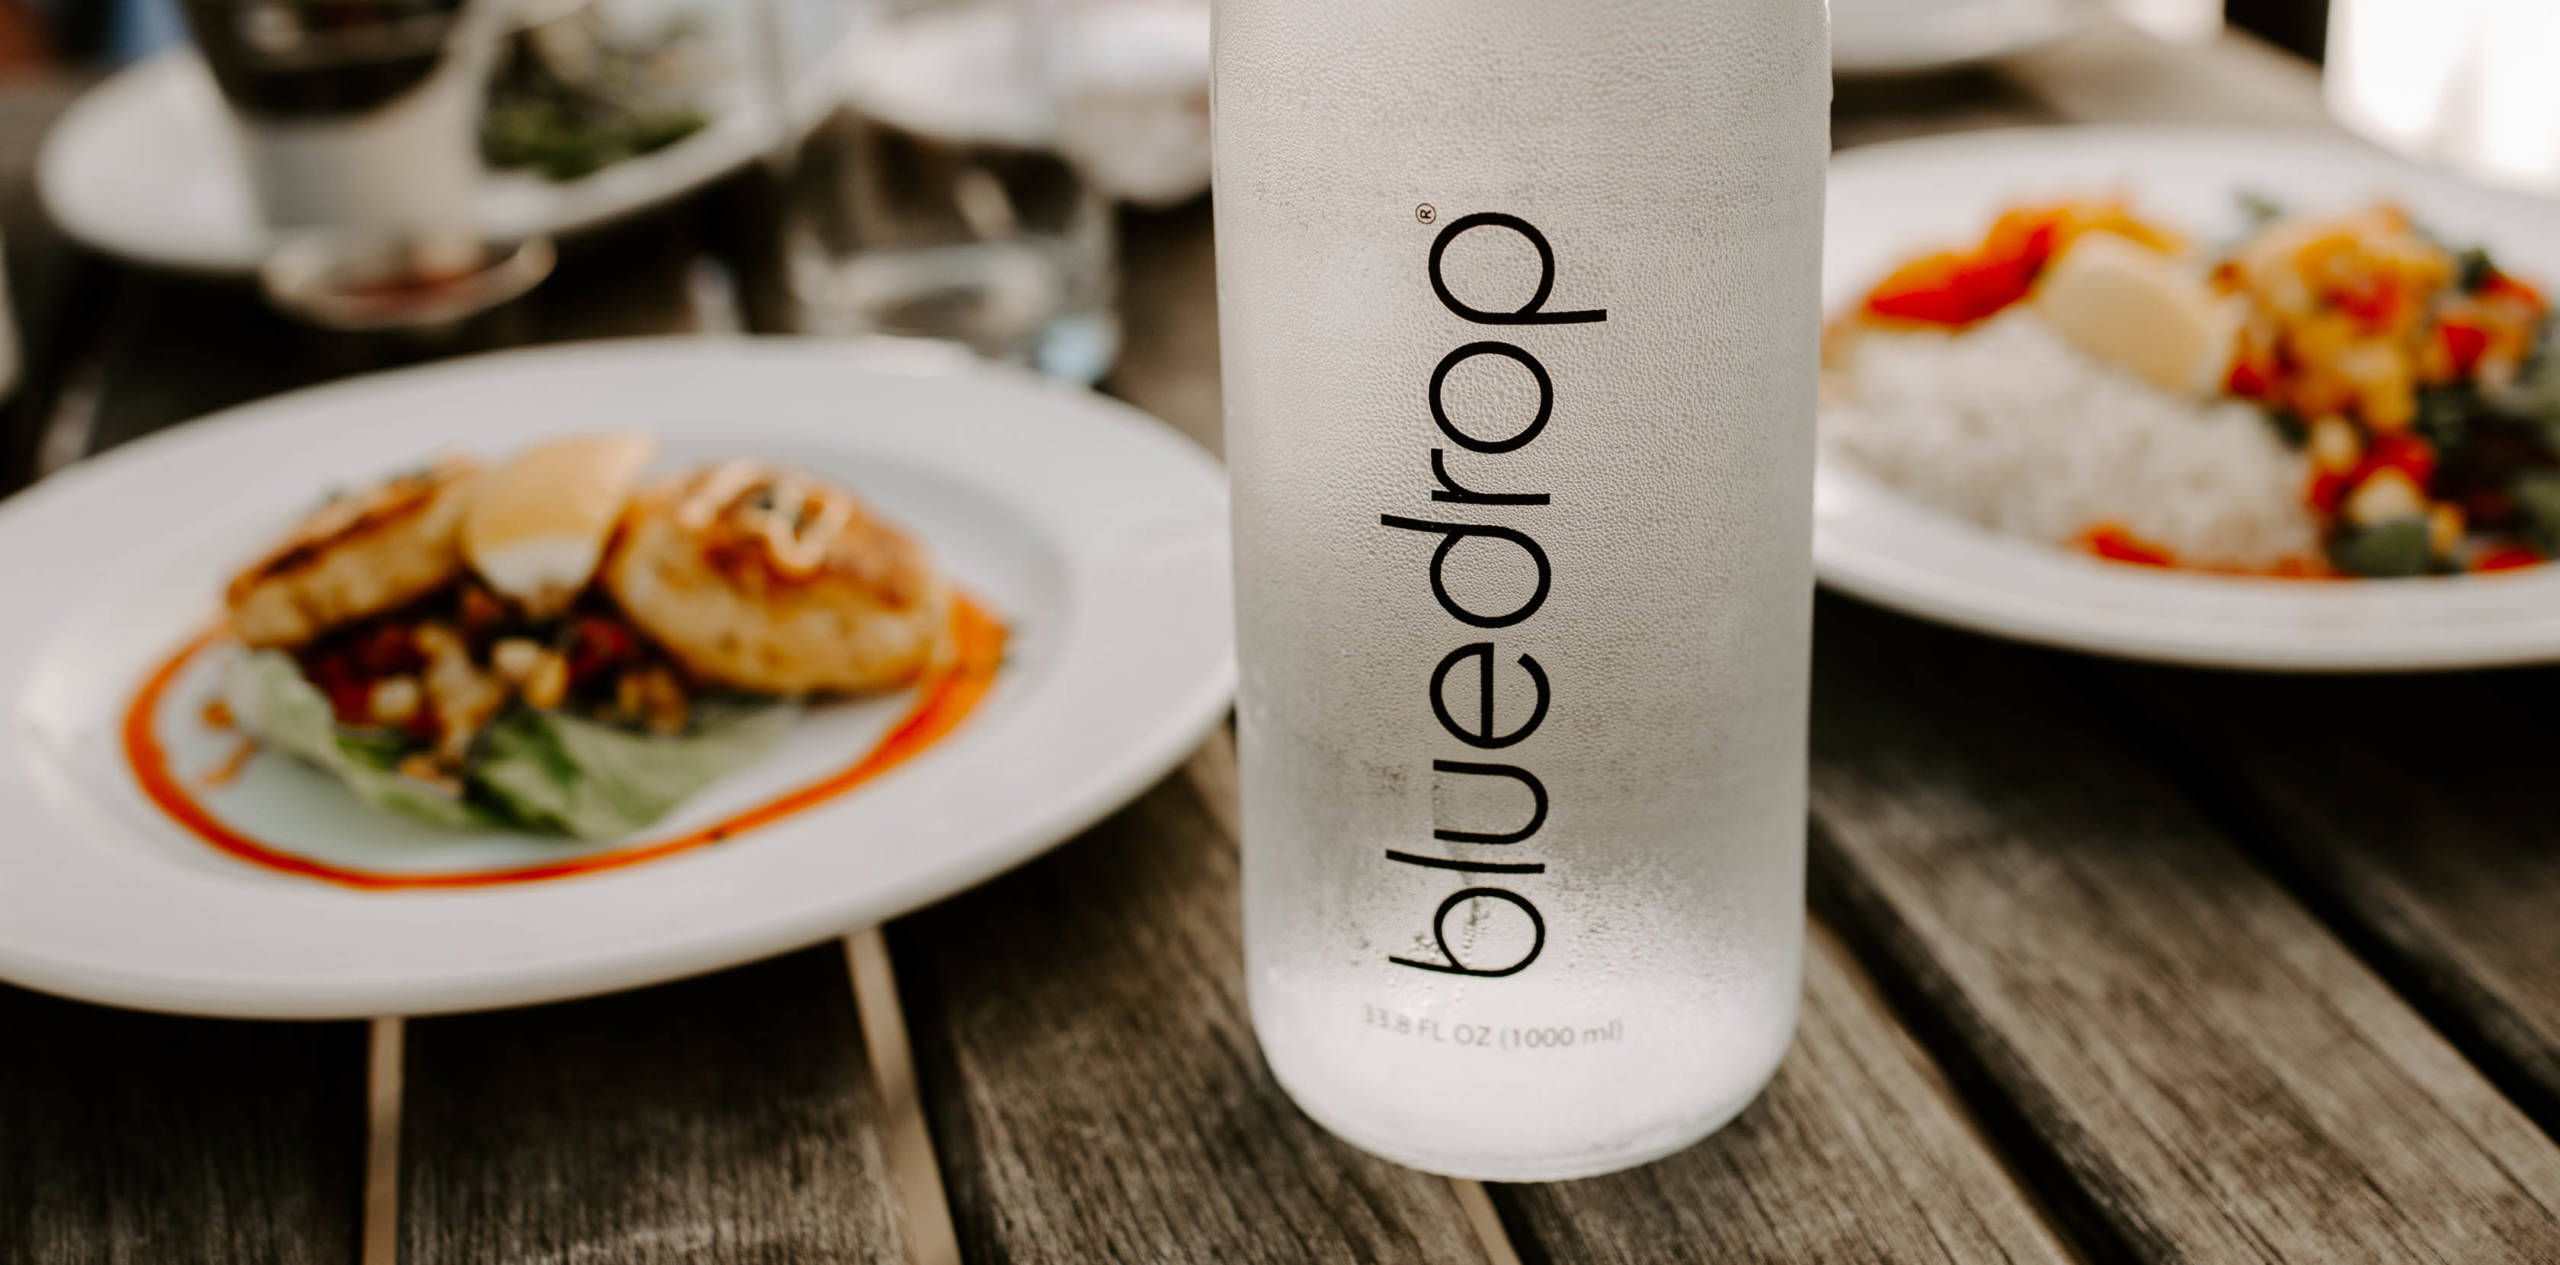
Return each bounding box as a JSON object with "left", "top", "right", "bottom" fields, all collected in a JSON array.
[
  {"left": 226, "top": 650, "right": 794, "bottom": 840},
  {"left": 482, "top": 8, "right": 713, "bottom": 182}
]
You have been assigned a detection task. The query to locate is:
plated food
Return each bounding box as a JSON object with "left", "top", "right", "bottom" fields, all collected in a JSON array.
[
  {"left": 166, "top": 434, "right": 984, "bottom": 854},
  {"left": 1824, "top": 194, "right": 2560, "bottom": 578},
  {"left": 0, "top": 338, "right": 1230, "bottom": 1015},
  {"left": 482, "top": 9, "right": 712, "bottom": 182},
  {"left": 1814, "top": 127, "right": 2560, "bottom": 670},
  {"left": 38, "top": 0, "right": 862, "bottom": 274}
]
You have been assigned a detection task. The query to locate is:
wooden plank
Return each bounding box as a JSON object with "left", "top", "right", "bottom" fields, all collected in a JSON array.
[
  {"left": 1835, "top": 69, "right": 2060, "bottom": 151},
  {"left": 78, "top": 195, "right": 720, "bottom": 457},
  {"left": 0, "top": 985, "right": 366, "bottom": 1265},
  {"left": 888, "top": 733, "right": 1493, "bottom": 1265},
  {"left": 1494, "top": 923, "right": 2076, "bottom": 1265},
  {"left": 2099, "top": 662, "right": 2560, "bottom": 1135},
  {"left": 77, "top": 269, "right": 345, "bottom": 455},
  {"left": 1808, "top": 595, "right": 2560, "bottom": 1263},
  {"left": 0, "top": 78, "right": 112, "bottom": 498},
  {"left": 1107, "top": 199, "right": 1223, "bottom": 454},
  {"left": 398, "top": 944, "right": 910, "bottom": 1264}
]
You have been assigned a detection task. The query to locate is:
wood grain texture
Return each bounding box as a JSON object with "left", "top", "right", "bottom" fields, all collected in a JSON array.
[
  {"left": 1835, "top": 68, "right": 2061, "bottom": 151},
  {"left": 78, "top": 193, "right": 721, "bottom": 457},
  {"left": 0, "top": 985, "right": 365, "bottom": 1265},
  {"left": 1495, "top": 924, "right": 2076, "bottom": 1265},
  {"left": 889, "top": 734, "right": 1492, "bottom": 1265},
  {"left": 846, "top": 929, "right": 963, "bottom": 1265},
  {"left": 364, "top": 1018, "right": 405, "bottom": 1265},
  {"left": 398, "top": 945, "right": 908, "bottom": 1264},
  {"left": 2100, "top": 663, "right": 2560, "bottom": 1135},
  {"left": 1808, "top": 596, "right": 2560, "bottom": 1264},
  {"left": 1106, "top": 199, "right": 1223, "bottom": 455},
  {"left": 0, "top": 78, "right": 110, "bottom": 499}
]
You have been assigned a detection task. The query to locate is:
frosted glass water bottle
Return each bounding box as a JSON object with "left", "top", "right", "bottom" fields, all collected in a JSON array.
[{"left": 1212, "top": 0, "right": 1830, "bottom": 1179}]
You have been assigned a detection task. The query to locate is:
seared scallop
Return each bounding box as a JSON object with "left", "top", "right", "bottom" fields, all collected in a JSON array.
[
  {"left": 226, "top": 457, "right": 479, "bottom": 650},
  {"left": 600, "top": 461, "right": 949, "bottom": 695}
]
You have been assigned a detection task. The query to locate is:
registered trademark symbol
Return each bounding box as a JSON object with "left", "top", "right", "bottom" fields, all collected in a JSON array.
[{"left": 1415, "top": 203, "right": 1437, "bottom": 225}]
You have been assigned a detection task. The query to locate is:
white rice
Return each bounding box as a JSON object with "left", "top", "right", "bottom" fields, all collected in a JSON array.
[{"left": 1819, "top": 309, "right": 2322, "bottom": 570}]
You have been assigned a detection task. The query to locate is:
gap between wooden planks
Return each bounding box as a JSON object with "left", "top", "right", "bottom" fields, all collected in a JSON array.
[
  {"left": 363, "top": 1017, "right": 401, "bottom": 1265},
  {"left": 351, "top": 736, "right": 1528, "bottom": 1265},
  {"left": 844, "top": 926, "right": 964, "bottom": 1265},
  {"left": 1450, "top": 1176, "right": 1526, "bottom": 1265},
  {"left": 353, "top": 933, "right": 967, "bottom": 1265}
]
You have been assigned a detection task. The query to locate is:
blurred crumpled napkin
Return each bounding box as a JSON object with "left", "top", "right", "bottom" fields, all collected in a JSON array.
[{"left": 847, "top": 0, "right": 1211, "bottom": 207}]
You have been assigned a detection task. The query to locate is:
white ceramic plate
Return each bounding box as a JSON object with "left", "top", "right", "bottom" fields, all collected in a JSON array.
[
  {"left": 0, "top": 337, "right": 1233, "bottom": 1017},
  {"left": 38, "top": 0, "right": 854, "bottom": 274},
  {"left": 1830, "top": 0, "right": 2076, "bottom": 76},
  {"left": 1820, "top": 126, "right": 2560, "bottom": 671}
]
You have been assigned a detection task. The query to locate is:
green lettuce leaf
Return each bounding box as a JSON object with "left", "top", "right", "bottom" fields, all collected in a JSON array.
[
  {"left": 223, "top": 651, "right": 493, "bottom": 830},
  {"left": 2492, "top": 315, "right": 2560, "bottom": 446},
  {"left": 468, "top": 701, "right": 797, "bottom": 841},
  {"left": 2329, "top": 519, "right": 2433, "bottom": 578},
  {"left": 2512, "top": 469, "right": 2560, "bottom": 557},
  {"left": 226, "top": 651, "right": 798, "bottom": 841}
]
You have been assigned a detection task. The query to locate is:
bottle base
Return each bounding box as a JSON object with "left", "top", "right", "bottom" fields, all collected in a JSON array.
[{"left": 1268, "top": 1038, "right": 1790, "bottom": 1182}]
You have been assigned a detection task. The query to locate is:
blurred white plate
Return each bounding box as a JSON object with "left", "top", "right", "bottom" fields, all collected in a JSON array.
[
  {"left": 1821, "top": 126, "right": 2560, "bottom": 671},
  {"left": 38, "top": 0, "right": 854, "bottom": 275},
  {"left": 0, "top": 337, "right": 1233, "bottom": 1017},
  {"left": 1831, "top": 0, "right": 2076, "bottom": 76}
]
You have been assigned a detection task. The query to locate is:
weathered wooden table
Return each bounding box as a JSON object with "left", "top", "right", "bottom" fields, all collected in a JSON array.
[{"left": 11, "top": 19, "right": 2560, "bottom": 1264}]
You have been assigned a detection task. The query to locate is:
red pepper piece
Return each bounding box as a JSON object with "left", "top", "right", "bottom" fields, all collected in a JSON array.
[
  {"left": 2332, "top": 274, "right": 2403, "bottom": 331},
  {"left": 567, "top": 615, "right": 638, "bottom": 685},
  {"left": 2360, "top": 433, "right": 2438, "bottom": 490},
  {"left": 2475, "top": 545, "right": 2542, "bottom": 572},
  {"left": 2483, "top": 270, "right": 2546, "bottom": 310},
  {"left": 355, "top": 623, "right": 420, "bottom": 676},
  {"left": 2439, "top": 318, "right": 2491, "bottom": 378}
]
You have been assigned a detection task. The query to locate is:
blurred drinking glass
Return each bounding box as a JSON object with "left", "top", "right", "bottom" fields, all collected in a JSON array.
[
  {"left": 2328, "top": 0, "right": 2560, "bottom": 198},
  {"left": 774, "top": 0, "right": 1120, "bottom": 382},
  {"left": 177, "top": 0, "right": 506, "bottom": 240}
]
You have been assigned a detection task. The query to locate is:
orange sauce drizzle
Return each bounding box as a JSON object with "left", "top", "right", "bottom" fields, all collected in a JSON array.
[
  {"left": 2072, "top": 522, "right": 2341, "bottom": 579},
  {"left": 199, "top": 738, "right": 260, "bottom": 789},
  {"left": 123, "top": 597, "right": 1005, "bottom": 890},
  {"left": 2075, "top": 523, "right": 2178, "bottom": 568}
]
